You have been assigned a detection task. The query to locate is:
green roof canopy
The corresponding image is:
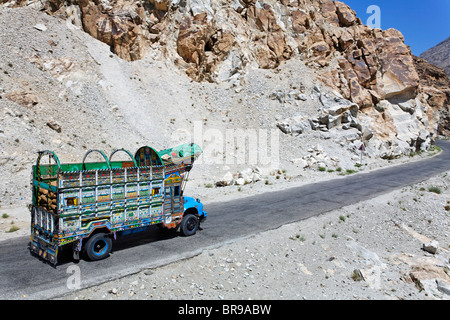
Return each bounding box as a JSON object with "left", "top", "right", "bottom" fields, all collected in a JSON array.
[{"left": 157, "top": 143, "right": 202, "bottom": 165}]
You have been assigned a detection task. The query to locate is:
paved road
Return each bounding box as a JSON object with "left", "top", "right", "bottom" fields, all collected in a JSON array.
[{"left": 1, "top": 140, "right": 450, "bottom": 300}]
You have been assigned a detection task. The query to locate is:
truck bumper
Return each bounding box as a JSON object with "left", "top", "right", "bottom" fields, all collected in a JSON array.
[{"left": 30, "top": 237, "right": 58, "bottom": 265}]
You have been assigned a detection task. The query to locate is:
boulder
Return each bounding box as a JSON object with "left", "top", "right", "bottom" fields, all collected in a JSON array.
[
  {"left": 276, "top": 121, "right": 291, "bottom": 134},
  {"left": 33, "top": 23, "right": 47, "bottom": 31},
  {"left": 317, "top": 93, "right": 360, "bottom": 130},
  {"left": 238, "top": 167, "right": 254, "bottom": 184},
  {"left": 215, "top": 171, "right": 234, "bottom": 187},
  {"left": 47, "top": 121, "right": 62, "bottom": 133},
  {"left": 238, "top": 167, "right": 262, "bottom": 183},
  {"left": 252, "top": 167, "right": 262, "bottom": 182},
  {"left": 422, "top": 240, "right": 439, "bottom": 255},
  {"left": 297, "top": 94, "right": 308, "bottom": 101},
  {"left": 216, "top": 167, "right": 261, "bottom": 187},
  {"left": 277, "top": 115, "right": 312, "bottom": 135},
  {"left": 291, "top": 158, "right": 308, "bottom": 169},
  {"left": 334, "top": 1, "right": 357, "bottom": 27},
  {"left": 320, "top": 94, "right": 359, "bottom": 117},
  {"left": 269, "top": 90, "right": 286, "bottom": 103},
  {"left": 377, "top": 29, "right": 420, "bottom": 101},
  {"left": 385, "top": 103, "right": 429, "bottom": 148},
  {"left": 407, "top": 257, "right": 450, "bottom": 298}
]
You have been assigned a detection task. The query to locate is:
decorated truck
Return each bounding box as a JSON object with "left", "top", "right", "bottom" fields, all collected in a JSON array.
[{"left": 29, "top": 143, "right": 206, "bottom": 265}]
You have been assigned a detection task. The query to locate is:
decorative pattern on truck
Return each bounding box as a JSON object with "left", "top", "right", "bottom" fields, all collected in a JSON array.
[{"left": 29, "top": 143, "right": 205, "bottom": 265}]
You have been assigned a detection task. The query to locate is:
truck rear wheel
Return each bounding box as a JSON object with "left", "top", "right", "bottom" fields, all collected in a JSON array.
[
  {"left": 180, "top": 214, "right": 199, "bottom": 237},
  {"left": 85, "top": 233, "right": 112, "bottom": 261}
]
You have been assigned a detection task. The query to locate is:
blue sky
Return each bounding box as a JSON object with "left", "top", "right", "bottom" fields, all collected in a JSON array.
[{"left": 341, "top": 0, "right": 450, "bottom": 56}]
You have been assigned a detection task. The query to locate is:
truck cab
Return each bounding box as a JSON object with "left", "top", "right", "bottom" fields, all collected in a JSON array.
[{"left": 181, "top": 196, "right": 207, "bottom": 236}]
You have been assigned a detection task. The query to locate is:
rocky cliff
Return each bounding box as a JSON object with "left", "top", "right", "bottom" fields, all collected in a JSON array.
[
  {"left": 420, "top": 37, "right": 450, "bottom": 78},
  {"left": 413, "top": 55, "right": 450, "bottom": 136},
  {"left": 1, "top": 0, "right": 449, "bottom": 161}
]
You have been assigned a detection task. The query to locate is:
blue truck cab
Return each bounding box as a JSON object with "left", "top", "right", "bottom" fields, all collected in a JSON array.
[
  {"left": 180, "top": 196, "right": 207, "bottom": 236},
  {"left": 184, "top": 196, "right": 207, "bottom": 222}
]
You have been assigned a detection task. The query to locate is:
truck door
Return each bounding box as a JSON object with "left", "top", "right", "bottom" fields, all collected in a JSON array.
[
  {"left": 164, "top": 186, "right": 172, "bottom": 214},
  {"left": 163, "top": 185, "right": 182, "bottom": 215}
]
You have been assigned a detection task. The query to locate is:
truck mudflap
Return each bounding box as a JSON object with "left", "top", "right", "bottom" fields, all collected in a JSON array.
[
  {"left": 200, "top": 211, "right": 207, "bottom": 223},
  {"left": 30, "top": 236, "right": 58, "bottom": 265}
]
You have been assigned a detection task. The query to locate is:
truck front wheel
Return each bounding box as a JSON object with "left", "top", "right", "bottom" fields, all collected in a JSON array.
[
  {"left": 180, "top": 214, "right": 199, "bottom": 237},
  {"left": 85, "top": 233, "right": 112, "bottom": 261}
]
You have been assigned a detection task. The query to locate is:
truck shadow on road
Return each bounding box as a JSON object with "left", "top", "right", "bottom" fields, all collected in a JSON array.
[{"left": 50, "top": 225, "right": 204, "bottom": 266}]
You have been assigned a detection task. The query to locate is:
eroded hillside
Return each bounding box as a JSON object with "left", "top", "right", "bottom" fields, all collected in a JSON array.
[{"left": 0, "top": 0, "right": 449, "bottom": 208}]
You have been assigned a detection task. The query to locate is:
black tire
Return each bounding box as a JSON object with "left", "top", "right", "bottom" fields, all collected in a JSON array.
[
  {"left": 85, "top": 232, "right": 112, "bottom": 261},
  {"left": 180, "top": 214, "right": 199, "bottom": 237}
]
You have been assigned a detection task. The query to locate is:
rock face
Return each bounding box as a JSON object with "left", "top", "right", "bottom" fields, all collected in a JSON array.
[
  {"left": 420, "top": 37, "right": 450, "bottom": 78},
  {"left": 413, "top": 55, "right": 450, "bottom": 136},
  {"left": 77, "top": 0, "right": 150, "bottom": 61},
  {"left": 6, "top": 1, "right": 419, "bottom": 97},
  {"left": 2, "top": 0, "right": 449, "bottom": 159}
]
